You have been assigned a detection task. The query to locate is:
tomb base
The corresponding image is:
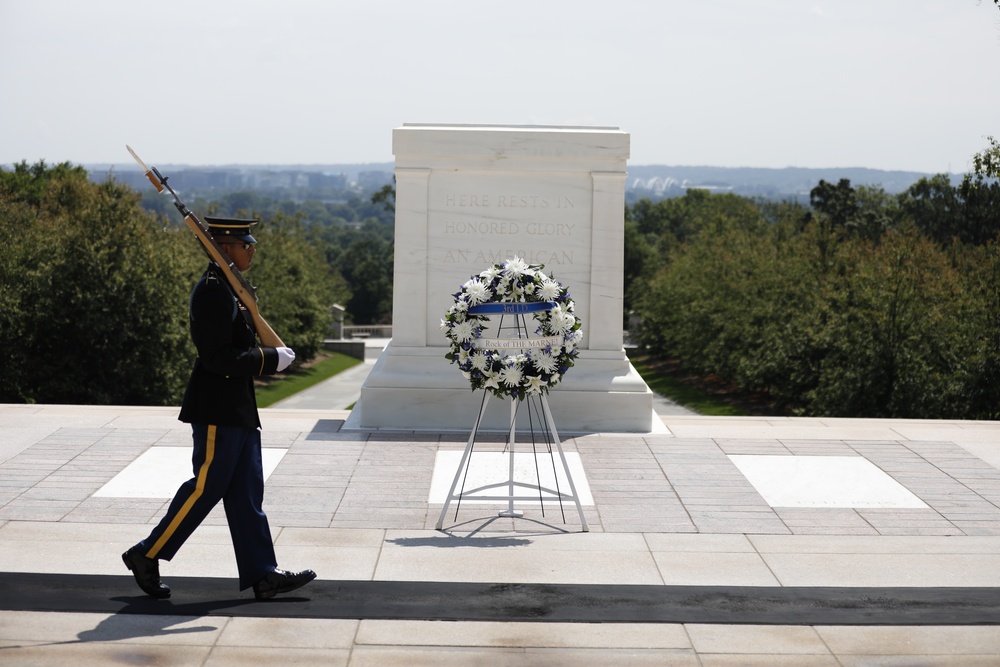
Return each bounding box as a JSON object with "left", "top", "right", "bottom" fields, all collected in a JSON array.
[{"left": 345, "top": 341, "right": 660, "bottom": 433}]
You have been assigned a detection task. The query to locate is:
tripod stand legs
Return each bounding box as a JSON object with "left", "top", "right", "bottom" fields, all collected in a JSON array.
[{"left": 435, "top": 393, "right": 589, "bottom": 532}]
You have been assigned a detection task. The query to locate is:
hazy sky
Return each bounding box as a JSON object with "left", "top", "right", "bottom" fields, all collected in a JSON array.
[{"left": 2, "top": 0, "right": 998, "bottom": 173}]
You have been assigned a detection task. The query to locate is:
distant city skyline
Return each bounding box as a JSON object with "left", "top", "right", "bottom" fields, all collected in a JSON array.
[
  {"left": 99, "top": 161, "right": 954, "bottom": 204},
  {"left": 2, "top": 1, "right": 999, "bottom": 174}
]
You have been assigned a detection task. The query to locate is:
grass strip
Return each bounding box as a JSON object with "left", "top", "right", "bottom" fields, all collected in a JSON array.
[
  {"left": 629, "top": 355, "right": 750, "bottom": 417},
  {"left": 256, "top": 352, "right": 362, "bottom": 408}
]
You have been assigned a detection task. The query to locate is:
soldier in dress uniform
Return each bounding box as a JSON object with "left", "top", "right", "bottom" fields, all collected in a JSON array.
[{"left": 122, "top": 217, "right": 315, "bottom": 600}]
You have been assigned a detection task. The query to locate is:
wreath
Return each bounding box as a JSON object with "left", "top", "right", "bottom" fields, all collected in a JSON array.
[{"left": 442, "top": 256, "right": 583, "bottom": 400}]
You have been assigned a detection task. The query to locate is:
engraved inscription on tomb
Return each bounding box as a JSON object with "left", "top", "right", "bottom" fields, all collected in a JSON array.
[
  {"left": 437, "top": 189, "right": 583, "bottom": 267},
  {"left": 444, "top": 194, "right": 574, "bottom": 209}
]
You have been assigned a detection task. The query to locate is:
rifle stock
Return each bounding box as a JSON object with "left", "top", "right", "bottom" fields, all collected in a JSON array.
[{"left": 126, "top": 145, "right": 285, "bottom": 347}]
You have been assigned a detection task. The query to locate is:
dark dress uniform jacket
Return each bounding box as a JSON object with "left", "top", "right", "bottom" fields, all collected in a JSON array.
[{"left": 178, "top": 264, "right": 280, "bottom": 428}]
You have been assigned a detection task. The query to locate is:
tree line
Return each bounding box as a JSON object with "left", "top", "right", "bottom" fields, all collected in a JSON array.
[
  {"left": 0, "top": 161, "right": 349, "bottom": 405},
  {"left": 179, "top": 188, "right": 395, "bottom": 326},
  {"left": 628, "top": 138, "right": 1000, "bottom": 419},
  {"left": 4, "top": 138, "right": 999, "bottom": 417}
]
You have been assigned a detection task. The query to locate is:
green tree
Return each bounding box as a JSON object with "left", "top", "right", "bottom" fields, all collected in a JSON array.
[
  {"left": 622, "top": 211, "right": 656, "bottom": 325},
  {"left": 0, "top": 161, "right": 201, "bottom": 404},
  {"left": 953, "top": 240, "right": 1000, "bottom": 419},
  {"left": 631, "top": 183, "right": 987, "bottom": 419},
  {"left": 851, "top": 185, "right": 899, "bottom": 242},
  {"left": 809, "top": 225, "right": 968, "bottom": 418},
  {"left": 371, "top": 182, "right": 395, "bottom": 213},
  {"left": 249, "top": 213, "right": 351, "bottom": 362},
  {"left": 800, "top": 179, "right": 900, "bottom": 264},
  {"left": 335, "top": 225, "right": 394, "bottom": 324},
  {"left": 624, "top": 190, "right": 770, "bottom": 320},
  {"left": 971, "top": 136, "right": 1000, "bottom": 179},
  {"left": 900, "top": 171, "right": 1000, "bottom": 247},
  {"left": 807, "top": 179, "right": 857, "bottom": 230},
  {"left": 897, "top": 174, "right": 961, "bottom": 245},
  {"left": 1, "top": 160, "right": 349, "bottom": 405}
]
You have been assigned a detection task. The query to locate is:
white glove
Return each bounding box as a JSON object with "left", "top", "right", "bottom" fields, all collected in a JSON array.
[{"left": 276, "top": 347, "right": 296, "bottom": 372}]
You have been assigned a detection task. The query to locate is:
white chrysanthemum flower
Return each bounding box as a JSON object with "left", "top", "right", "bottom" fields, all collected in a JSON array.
[
  {"left": 532, "top": 351, "right": 559, "bottom": 374},
  {"left": 499, "top": 362, "right": 524, "bottom": 387},
  {"left": 452, "top": 320, "right": 475, "bottom": 342},
  {"left": 537, "top": 280, "right": 561, "bottom": 301},
  {"left": 546, "top": 307, "right": 568, "bottom": 333},
  {"left": 463, "top": 278, "right": 490, "bottom": 305},
  {"left": 480, "top": 265, "right": 501, "bottom": 282},
  {"left": 495, "top": 277, "right": 511, "bottom": 297},
  {"left": 470, "top": 351, "right": 489, "bottom": 371},
  {"left": 504, "top": 256, "right": 530, "bottom": 277},
  {"left": 550, "top": 308, "right": 577, "bottom": 333}
]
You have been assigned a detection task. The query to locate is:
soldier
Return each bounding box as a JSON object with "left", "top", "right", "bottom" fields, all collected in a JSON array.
[{"left": 122, "top": 217, "right": 315, "bottom": 600}]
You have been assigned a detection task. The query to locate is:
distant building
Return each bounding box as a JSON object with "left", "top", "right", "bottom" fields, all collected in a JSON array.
[
  {"left": 89, "top": 165, "right": 361, "bottom": 198},
  {"left": 355, "top": 170, "right": 393, "bottom": 190}
]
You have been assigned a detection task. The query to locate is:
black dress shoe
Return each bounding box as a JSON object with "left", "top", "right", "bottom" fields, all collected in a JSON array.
[
  {"left": 252, "top": 567, "right": 316, "bottom": 600},
  {"left": 122, "top": 547, "right": 170, "bottom": 599}
]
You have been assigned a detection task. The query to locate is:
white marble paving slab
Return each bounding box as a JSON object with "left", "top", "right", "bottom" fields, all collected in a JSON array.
[
  {"left": 93, "top": 446, "right": 287, "bottom": 498},
  {"left": 429, "top": 451, "right": 593, "bottom": 505},
  {"left": 955, "top": 441, "right": 1000, "bottom": 471},
  {"left": 763, "top": 552, "right": 1000, "bottom": 587},
  {"left": 374, "top": 543, "right": 660, "bottom": 585},
  {"left": 728, "top": 455, "right": 928, "bottom": 509},
  {"left": 353, "top": 619, "right": 693, "bottom": 649},
  {"left": 0, "top": 427, "right": 54, "bottom": 465}
]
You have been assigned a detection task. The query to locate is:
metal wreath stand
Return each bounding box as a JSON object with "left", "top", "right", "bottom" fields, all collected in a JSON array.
[{"left": 435, "top": 301, "right": 589, "bottom": 532}]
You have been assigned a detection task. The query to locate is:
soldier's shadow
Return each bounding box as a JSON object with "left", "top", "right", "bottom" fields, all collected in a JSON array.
[
  {"left": 0, "top": 596, "right": 261, "bottom": 650},
  {"left": 74, "top": 596, "right": 243, "bottom": 643}
]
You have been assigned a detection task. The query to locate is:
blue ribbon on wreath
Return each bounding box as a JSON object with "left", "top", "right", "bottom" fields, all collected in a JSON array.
[{"left": 467, "top": 302, "right": 555, "bottom": 315}]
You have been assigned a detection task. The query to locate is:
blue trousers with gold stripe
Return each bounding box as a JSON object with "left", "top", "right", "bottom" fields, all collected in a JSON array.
[{"left": 137, "top": 424, "right": 278, "bottom": 590}]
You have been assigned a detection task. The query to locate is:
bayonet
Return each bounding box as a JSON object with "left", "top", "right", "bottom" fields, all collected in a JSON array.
[{"left": 125, "top": 145, "right": 284, "bottom": 347}]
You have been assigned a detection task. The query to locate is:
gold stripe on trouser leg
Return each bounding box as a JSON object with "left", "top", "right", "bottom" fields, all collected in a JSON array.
[{"left": 148, "top": 424, "right": 217, "bottom": 558}]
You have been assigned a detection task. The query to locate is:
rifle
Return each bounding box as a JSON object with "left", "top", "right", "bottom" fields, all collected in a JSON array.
[{"left": 126, "top": 145, "right": 285, "bottom": 347}]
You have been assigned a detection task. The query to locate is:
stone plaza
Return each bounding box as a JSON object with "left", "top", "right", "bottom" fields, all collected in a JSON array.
[{"left": 3, "top": 397, "right": 1000, "bottom": 665}]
